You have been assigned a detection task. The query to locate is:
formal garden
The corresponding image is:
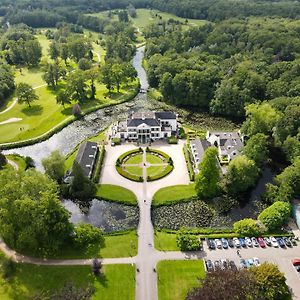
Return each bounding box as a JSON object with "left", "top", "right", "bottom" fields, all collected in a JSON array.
[{"left": 115, "top": 147, "right": 174, "bottom": 182}]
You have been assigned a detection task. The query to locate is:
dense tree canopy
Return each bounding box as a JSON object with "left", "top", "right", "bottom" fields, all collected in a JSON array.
[
  {"left": 258, "top": 201, "right": 291, "bottom": 231},
  {"left": 222, "top": 156, "right": 259, "bottom": 197},
  {"left": 0, "top": 169, "right": 73, "bottom": 256}
]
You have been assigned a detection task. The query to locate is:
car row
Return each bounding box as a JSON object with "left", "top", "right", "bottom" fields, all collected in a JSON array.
[
  {"left": 240, "top": 257, "right": 261, "bottom": 269},
  {"left": 205, "top": 259, "right": 237, "bottom": 272},
  {"left": 206, "top": 236, "right": 297, "bottom": 250}
]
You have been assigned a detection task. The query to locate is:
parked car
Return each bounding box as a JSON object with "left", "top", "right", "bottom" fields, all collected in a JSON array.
[
  {"left": 277, "top": 237, "right": 286, "bottom": 248},
  {"left": 229, "top": 260, "right": 237, "bottom": 271},
  {"left": 247, "top": 258, "right": 254, "bottom": 267},
  {"left": 233, "top": 237, "right": 241, "bottom": 248},
  {"left": 245, "top": 237, "right": 252, "bottom": 247},
  {"left": 292, "top": 259, "right": 300, "bottom": 266},
  {"left": 206, "top": 260, "right": 214, "bottom": 272},
  {"left": 227, "top": 238, "right": 234, "bottom": 248},
  {"left": 240, "top": 258, "right": 247, "bottom": 269},
  {"left": 263, "top": 237, "right": 272, "bottom": 246},
  {"left": 214, "top": 260, "right": 221, "bottom": 270},
  {"left": 253, "top": 257, "right": 260, "bottom": 266},
  {"left": 283, "top": 237, "right": 292, "bottom": 247},
  {"left": 239, "top": 238, "right": 246, "bottom": 248},
  {"left": 290, "top": 237, "right": 297, "bottom": 246},
  {"left": 251, "top": 237, "right": 259, "bottom": 247},
  {"left": 207, "top": 239, "right": 216, "bottom": 250},
  {"left": 270, "top": 236, "right": 279, "bottom": 247},
  {"left": 221, "top": 259, "right": 228, "bottom": 270},
  {"left": 257, "top": 237, "right": 266, "bottom": 248},
  {"left": 215, "top": 239, "right": 222, "bottom": 249},
  {"left": 221, "top": 238, "right": 229, "bottom": 249}
]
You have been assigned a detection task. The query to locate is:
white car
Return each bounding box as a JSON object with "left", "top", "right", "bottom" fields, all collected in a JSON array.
[
  {"left": 253, "top": 257, "right": 260, "bottom": 266},
  {"left": 270, "top": 236, "right": 279, "bottom": 247},
  {"left": 215, "top": 239, "right": 222, "bottom": 249},
  {"left": 251, "top": 237, "right": 259, "bottom": 247},
  {"left": 245, "top": 237, "right": 253, "bottom": 247},
  {"left": 233, "top": 237, "right": 241, "bottom": 248}
]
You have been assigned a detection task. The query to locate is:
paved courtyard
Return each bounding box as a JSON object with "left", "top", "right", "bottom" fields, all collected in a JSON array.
[{"left": 99, "top": 139, "right": 190, "bottom": 199}]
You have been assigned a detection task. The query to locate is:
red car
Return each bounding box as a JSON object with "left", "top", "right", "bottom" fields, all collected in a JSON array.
[
  {"left": 292, "top": 259, "right": 300, "bottom": 266},
  {"left": 257, "top": 237, "right": 266, "bottom": 248}
]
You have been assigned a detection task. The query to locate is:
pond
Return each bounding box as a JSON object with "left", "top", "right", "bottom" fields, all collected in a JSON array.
[
  {"left": 152, "top": 167, "right": 275, "bottom": 229},
  {"left": 62, "top": 199, "right": 139, "bottom": 232}
]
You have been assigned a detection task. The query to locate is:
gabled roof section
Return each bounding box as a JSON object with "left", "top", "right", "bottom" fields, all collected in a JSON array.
[
  {"left": 74, "top": 141, "right": 98, "bottom": 177},
  {"left": 127, "top": 118, "right": 160, "bottom": 127},
  {"left": 155, "top": 111, "right": 176, "bottom": 120}
]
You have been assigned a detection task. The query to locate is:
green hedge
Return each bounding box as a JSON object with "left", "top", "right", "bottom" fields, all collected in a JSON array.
[
  {"left": 146, "top": 148, "right": 170, "bottom": 162},
  {"left": 156, "top": 228, "right": 293, "bottom": 239},
  {"left": 92, "top": 146, "right": 106, "bottom": 183},
  {"left": 168, "top": 136, "right": 178, "bottom": 144},
  {"left": 116, "top": 165, "right": 143, "bottom": 182},
  {"left": 183, "top": 144, "right": 195, "bottom": 181},
  {"left": 0, "top": 84, "right": 140, "bottom": 150},
  {"left": 147, "top": 165, "right": 173, "bottom": 182},
  {"left": 118, "top": 148, "right": 143, "bottom": 164}
]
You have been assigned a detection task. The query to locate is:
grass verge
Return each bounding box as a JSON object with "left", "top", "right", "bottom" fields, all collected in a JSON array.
[
  {"left": 96, "top": 184, "right": 137, "bottom": 205},
  {"left": 157, "top": 260, "right": 205, "bottom": 300},
  {"left": 0, "top": 253, "right": 135, "bottom": 300},
  {"left": 154, "top": 230, "right": 179, "bottom": 251},
  {"left": 152, "top": 184, "right": 196, "bottom": 206},
  {"left": 53, "top": 230, "right": 138, "bottom": 259}
]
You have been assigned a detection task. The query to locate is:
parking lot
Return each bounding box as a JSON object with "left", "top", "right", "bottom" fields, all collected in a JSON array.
[{"left": 203, "top": 237, "right": 300, "bottom": 299}]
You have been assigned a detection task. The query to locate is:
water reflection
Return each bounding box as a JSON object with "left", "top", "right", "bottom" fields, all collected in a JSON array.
[{"left": 62, "top": 199, "right": 139, "bottom": 232}]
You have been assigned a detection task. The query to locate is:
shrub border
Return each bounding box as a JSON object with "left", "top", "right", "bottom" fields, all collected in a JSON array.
[
  {"left": 92, "top": 146, "right": 106, "bottom": 183},
  {"left": 0, "top": 84, "right": 140, "bottom": 150},
  {"left": 116, "top": 148, "right": 144, "bottom": 182},
  {"left": 183, "top": 143, "right": 195, "bottom": 181}
]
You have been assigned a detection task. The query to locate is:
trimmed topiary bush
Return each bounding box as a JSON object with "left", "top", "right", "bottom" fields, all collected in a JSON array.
[{"left": 258, "top": 201, "right": 291, "bottom": 231}]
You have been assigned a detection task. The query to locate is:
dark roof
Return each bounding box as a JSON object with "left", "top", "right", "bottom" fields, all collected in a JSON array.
[
  {"left": 155, "top": 111, "right": 176, "bottom": 120},
  {"left": 127, "top": 118, "right": 160, "bottom": 127},
  {"left": 73, "top": 141, "right": 98, "bottom": 178},
  {"left": 190, "top": 138, "right": 211, "bottom": 162}
]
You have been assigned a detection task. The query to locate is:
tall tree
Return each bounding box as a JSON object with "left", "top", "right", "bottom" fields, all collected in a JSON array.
[
  {"left": 56, "top": 91, "right": 71, "bottom": 107},
  {"left": 195, "top": 147, "right": 220, "bottom": 199},
  {"left": 42, "top": 150, "right": 65, "bottom": 183},
  {"left": 243, "top": 133, "right": 269, "bottom": 167},
  {"left": 223, "top": 155, "right": 259, "bottom": 197},
  {"left": 187, "top": 269, "right": 258, "bottom": 300},
  {"left": 16, "top": 83, "right": 39, "bottom": 107},
  {"left": 0, "top": 169, "right": 72, "bottom": 256},
  {"left": 69, "top": 162, "right": 96, "bottom": 202}
]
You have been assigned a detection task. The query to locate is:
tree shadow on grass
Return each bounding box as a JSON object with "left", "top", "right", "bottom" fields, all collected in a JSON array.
[
  {"left": 94, "top": 272, "right": 108, "bottom": 288},
  {"left": 21, "top": 104, "right": 43, "bottom": 116},
  {"left": 61, "top": 106, "right": 73, "bottom": 116}
]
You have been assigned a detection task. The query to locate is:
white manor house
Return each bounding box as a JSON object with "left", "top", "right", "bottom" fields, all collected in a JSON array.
[{"left": 112, "top": 111, "right": 178, "bottom": 143}]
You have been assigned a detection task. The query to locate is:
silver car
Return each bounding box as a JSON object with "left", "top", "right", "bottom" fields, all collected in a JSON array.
[{"left": 245, "top": 237, "right": 253, "bottom": 247}]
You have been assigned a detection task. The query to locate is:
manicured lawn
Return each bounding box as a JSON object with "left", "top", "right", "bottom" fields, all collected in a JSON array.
[
  {"left": 0, "top": 82, "right": 137, "bottom": 144},
  {"left": 146, "top": 153, "right": 164, "bottom": 164},
  {"left": 147, "top": 165, "right": 166, "bottom": 177},
  {"left": 0, "top": 254, "right": 135, "bottom": 300},
  {"left": 54, "top": 230, "right": 138, "bottom": 259},
  {"left": 124, "top": 165, "right": 143, "bottom": 176},
  {"left": 91, "top": 9, "right": 208, "bottom": 32},
  {"left": 157, "top": 260, "right": 205, "bottom": 300},
  {"left": 154, "top": 231, "right": 179, "bottom": 251},
  {"left": 6, "top": 154, "right": 26, "bottom": 171},
  {"left": 152, "top": 184, "right": 196, "bottom": 206},
  {"left": 124, "top": 153, "right": 143, "bottom": 165},
  {"left": 96, "top": 184, "right": 137, "bottom": 205}
]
